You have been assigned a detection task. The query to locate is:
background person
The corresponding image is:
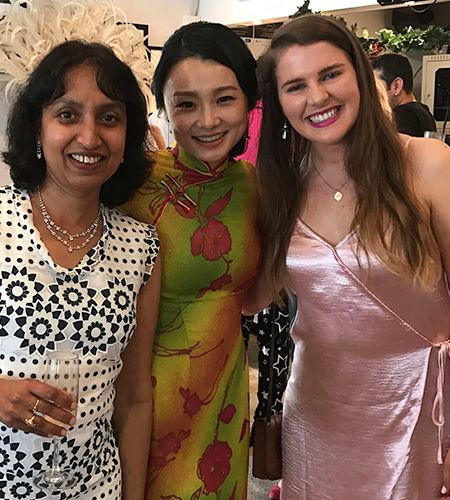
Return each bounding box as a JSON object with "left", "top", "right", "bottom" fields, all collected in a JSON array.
[
  {"left": 372, "top": 52, "right": 437, "bottom": 136},
  {"left": 246, "top": 15, "right": 450, "bottom": 499},
  {"left": 122, "top": 22, "right": 259, "bottom": 499},
  {"left": 0, "top": 40, "right": 161, "bottom": 499}
]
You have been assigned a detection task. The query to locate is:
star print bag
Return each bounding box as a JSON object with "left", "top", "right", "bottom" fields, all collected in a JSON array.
[
  {"left": 251, "top": 304, "right": 283, "bottom": 480},
  {"left": 251, "top": 294, "right": 296, "bottom": 480}
]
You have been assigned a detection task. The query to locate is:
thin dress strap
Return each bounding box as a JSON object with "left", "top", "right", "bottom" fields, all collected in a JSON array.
[{"left": 403, "top": 135, "right": 414, "bottom": 152}]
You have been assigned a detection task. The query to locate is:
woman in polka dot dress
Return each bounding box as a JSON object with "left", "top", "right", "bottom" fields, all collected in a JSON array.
[{"left": 0, "top": 41, "right": 160, "bottom": 499}]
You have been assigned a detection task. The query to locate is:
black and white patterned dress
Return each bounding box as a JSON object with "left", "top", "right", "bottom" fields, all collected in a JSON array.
[{"left": 0, "top": 185, "right": 159, "bottom": 500}]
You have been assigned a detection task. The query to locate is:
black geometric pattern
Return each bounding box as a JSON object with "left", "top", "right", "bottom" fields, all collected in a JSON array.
[{"left": 0, "top": 185, "right": 159, "bottom": 499}]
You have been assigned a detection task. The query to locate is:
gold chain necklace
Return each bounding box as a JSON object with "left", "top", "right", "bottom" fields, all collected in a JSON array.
[
  {"left": 310, "top": 156, "right": 349, "bottom": 202},
  {"left": 38, "top": 188, "right": 101, "bottom": 253}
]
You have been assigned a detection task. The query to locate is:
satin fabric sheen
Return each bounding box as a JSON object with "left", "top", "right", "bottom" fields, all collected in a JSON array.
[{"left": 282, "top": 219, "right": 450, "bottom": 500}]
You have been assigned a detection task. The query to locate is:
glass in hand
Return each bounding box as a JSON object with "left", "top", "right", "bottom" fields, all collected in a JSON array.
[{"left": 33, "top": 352, "right": 79, "bottom": 493}]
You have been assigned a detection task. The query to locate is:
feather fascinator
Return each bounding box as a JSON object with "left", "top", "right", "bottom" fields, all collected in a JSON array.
[{"left": 0, "top": 0, "right": 154, "bottom": 107}]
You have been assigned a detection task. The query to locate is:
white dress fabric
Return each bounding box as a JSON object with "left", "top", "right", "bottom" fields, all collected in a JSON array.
[{"left": 0, "top": 185, "right": 159, "bottom": 500}]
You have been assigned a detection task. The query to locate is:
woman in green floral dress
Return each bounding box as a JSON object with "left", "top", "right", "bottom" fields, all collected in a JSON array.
[{"left": 122, "top": 22, "right": 259, "bottom": 499}]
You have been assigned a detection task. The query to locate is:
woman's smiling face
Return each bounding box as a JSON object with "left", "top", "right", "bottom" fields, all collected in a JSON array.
[
  {"left": 163, "top": 57, "right": 248, "bottom": 169},
  {"left": 40, "top": 63, "right": 127, "bottom": 196},
  {"left": 276, "top": 41, "right": 360, "bottom": 147}
]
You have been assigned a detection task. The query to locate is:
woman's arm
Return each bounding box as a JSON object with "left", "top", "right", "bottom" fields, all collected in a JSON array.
[
  {"left": 428, "top": 144, "right": 450, "bottom": 282},
  {"left": 411, "top": 138, "right": 450, "bottom": 279},
  {"left": 112, "top": 255, "right": 161, "bottom": 499},
  {"left": 411, "top": 137, "right": 450, "bottom": 492}
]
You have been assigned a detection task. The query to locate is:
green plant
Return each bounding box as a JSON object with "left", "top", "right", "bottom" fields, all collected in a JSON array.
[
  {"left": 289, "top": 1, "right": 315, "bottom": 18},
  {"left": 378, "top": 25, "right": 450, "bottom": 53},
  {"left": 289, "top": 1, "right": 450, "bottom": 54}
]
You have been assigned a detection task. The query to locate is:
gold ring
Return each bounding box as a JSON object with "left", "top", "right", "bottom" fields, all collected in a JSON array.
[
  {"left": 32, "top": 398, "right": 40, "bottom": 413},
  {"left": 24, "top": 415, "right": 38, "bottom": 428}
]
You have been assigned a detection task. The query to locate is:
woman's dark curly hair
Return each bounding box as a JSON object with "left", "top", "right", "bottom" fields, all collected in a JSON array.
[{"left": 3, "top": 39, "right": 152, "bottom": 207}]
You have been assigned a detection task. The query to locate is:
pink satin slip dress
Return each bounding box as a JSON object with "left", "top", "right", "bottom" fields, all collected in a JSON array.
[{"left": 282, "top": 219, "right": 450, "bottom": 500}]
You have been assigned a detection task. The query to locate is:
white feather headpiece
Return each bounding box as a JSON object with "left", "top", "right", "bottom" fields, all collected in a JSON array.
[{"left": 0, "top": 0, "right": 154, "bottom": 108}]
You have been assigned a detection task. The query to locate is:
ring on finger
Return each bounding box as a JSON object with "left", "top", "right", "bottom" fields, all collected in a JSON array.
[
  {"left": 32, "top": 398, "right": 41, "bottom": 413},
  {"left": 24, "top": 414, "right": 38, "bottom": 428}
]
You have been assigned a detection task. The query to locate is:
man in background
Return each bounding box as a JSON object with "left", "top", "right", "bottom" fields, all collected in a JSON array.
[{"left": 372, "top": 53, "right": 437, "bottom": 137}]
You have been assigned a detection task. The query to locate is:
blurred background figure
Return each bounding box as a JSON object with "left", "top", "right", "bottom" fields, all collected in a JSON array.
[
  {"left": 148, "top": 111, "right": 172, "bottom": 150},
  {"left": 372, "top": 52, "right": 437, "bottom": 136}
]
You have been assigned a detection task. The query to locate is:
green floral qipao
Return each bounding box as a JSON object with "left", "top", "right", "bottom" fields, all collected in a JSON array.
[{"left": 122, "top": 146, "right": 260, "bottom": 499}]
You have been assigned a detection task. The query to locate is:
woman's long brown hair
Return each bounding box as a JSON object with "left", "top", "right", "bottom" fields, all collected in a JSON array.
[{"left": 258, "top": 15, "right": 439, "bottom": 302}]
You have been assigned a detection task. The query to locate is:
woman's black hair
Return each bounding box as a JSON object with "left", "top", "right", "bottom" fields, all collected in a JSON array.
[
  {"left": 151, "top": 22, "right": 257, "bottom": 157},
  {"left": 3, "top": 39, "right": 151, "bottom": 207}
]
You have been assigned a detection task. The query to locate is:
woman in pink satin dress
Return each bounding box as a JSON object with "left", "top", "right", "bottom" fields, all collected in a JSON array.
[{"left": 246, "top": 15, "right": 450, "bottom": 499}]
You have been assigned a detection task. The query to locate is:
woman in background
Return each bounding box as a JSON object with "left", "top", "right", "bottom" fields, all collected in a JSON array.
[
  {"left": 123, "top": 22, "right": 259, "bottom": 499},
  {"left": 247, "top": 15, "right": 450, "bottom": 499}
]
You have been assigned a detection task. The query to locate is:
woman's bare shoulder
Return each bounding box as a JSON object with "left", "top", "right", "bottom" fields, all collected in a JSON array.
[
  {"left": 405, "top": 136, "right": 450, "bottom": 203},
  {"left": 405, "top": 136, "right": 449, "bottom": 170}
]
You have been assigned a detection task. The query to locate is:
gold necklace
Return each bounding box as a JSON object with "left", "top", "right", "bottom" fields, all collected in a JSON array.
[
  {"left": 310, "top": 156, "right": 349, "bottom": 202},
  {"left": 38, "top": 188, "right": 101, "bottom": 253}
]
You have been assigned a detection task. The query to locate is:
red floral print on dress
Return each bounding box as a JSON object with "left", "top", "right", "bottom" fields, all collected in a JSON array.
[
  {"left": 196, "top": 271, "right": 232, "bottom": 299},
  {"left": 191, "top": 189, "right": 233, "bottom": 261},
  {"left": 191, "top": 219, "right": 232, "bottom": 261},
  {"left": 219, "top": 404, "right": 236, "bottom": 424},
  {"left": 239, "top": 418, "right": 249, "bottom": 443},
  {"left": 197, "top": 441, "right": 232, "bottom": 493},
  {"left": 180, "top": 388, "right": 203, "bottom": 417},
  {"left": 157, "top": 429, "right": 191, "bottom": 456},
  {"left": 176, "top": 158, "right": 220, "bottom": 185},
  {"left": 174, "top": 202, "right": 197, "bottom": 219}
]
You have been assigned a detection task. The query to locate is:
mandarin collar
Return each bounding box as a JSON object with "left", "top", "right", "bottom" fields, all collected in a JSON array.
[{"left": 173, "top": 145, "right": 233, "bottom": 175}]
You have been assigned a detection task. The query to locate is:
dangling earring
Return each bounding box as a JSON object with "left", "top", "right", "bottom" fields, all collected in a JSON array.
[
  {"left": 281, "top": 119, "right": 289, "bottom": 140},
  {"left": 36, "top": 140, "right": 42, "bottom": 160},
  {"left": 243, "top": 132, "right": 249, "bottom": 152},
  {"left": 121, "top": 157, "right": 124, "bottom": 164}
]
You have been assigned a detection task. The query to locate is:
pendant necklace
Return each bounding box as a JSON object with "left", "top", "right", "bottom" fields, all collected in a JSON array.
[
  {"left": 310, "top": 156, "right": 349, "bottom": 202},
  {"left": 38, "top": 188, "right": 101, "bottom": 253}
]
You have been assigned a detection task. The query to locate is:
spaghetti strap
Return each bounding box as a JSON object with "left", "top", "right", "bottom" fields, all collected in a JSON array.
[{"left": 403, "top": 135, "right": 414, "bottom": 152}]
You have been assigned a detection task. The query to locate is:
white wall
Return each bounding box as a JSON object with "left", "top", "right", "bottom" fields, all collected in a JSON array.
[
  {"left": 198, "top": 0, "right": 381, "bottom": 25},
  {"left": 327, "top": 9, "right": 389, "bottom": 36},
  {"left": 198, "top": 0, "right": 449, "bottom": 26},
  {"left": 113, "top": 0, "right": 196, "bottom": 46}
]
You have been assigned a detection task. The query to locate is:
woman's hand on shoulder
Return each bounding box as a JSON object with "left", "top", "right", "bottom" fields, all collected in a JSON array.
[{"left": 0, "top": 377, "right": 77, "bottom": 437}]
